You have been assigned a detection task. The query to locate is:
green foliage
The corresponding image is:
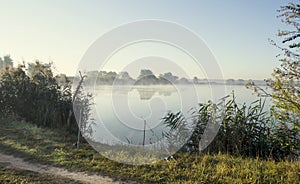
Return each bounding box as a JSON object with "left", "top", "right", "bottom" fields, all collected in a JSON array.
[
  {"left": 73, "top": 85, "right": 95, "bottom": 139},
  {"left": 269, "top": 2, "right": 300, "bottom": 157},
  {"left": 246, "top": 1, "right": 300, "bottom": 159},
  {"left": 0, "top": 60, "right": 78, "bottom": 134},
  {"left": 277, "top": 2, "right": 300, "bottom": 50},
  {"left": 0, "top": 55, "right": 13, "bottom": 70},
  {"left": 163, "top": 112, "right": 191, "bottom": 153},
  {"left": 0, "top": 118, "right": 299, "bottom": 184},
  {"left": 163, "top": 93, "right": 298, "bottom": 159}
]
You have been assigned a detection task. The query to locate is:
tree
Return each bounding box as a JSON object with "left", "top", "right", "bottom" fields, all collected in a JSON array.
[
  {"left": 0, "top": 55, "right": 13, "bottom": 70},
  {"left": 247, "top": 2, "right": 300, "bottom": 157},
  {"left": 72, "top": 71, "right": 94, "bottom": 148},
  {"left": 136, "top": 69, "right": 159, "bottom": 85},
  {"left": 115, "top": 71, "right": 135, "bottom": 84},
  {"left": 193, "top": 76, "right": 199, "bottom": 84},
  {"left": 271, "top": 2, "right": 300, "bottom": 157},
  {"left": 117, "top": 71, "right": 130, "bottom": 80},
  {"left": 277, "top": 2, "right": 300, "bottom": 50},
  {"left": 158, "top": 72, "right": 178, "bottom": 84},
  {"left": 176, "top": 77, "right": 190, "bottom": 84}
]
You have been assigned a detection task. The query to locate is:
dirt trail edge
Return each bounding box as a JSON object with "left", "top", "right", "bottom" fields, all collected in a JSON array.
[{"left": 0, "top": 153, "right": 121, "bottom": 184}]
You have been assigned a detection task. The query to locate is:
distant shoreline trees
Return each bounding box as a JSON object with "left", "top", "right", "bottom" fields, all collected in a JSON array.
[{"left": 81, "top": 69, "right": 253, "bottom": 86}]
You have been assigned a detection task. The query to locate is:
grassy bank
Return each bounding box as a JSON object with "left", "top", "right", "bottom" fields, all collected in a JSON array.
[
  {"left": 0, "top": 166, "right": 83, "bottom": 184},
  {"left": 0, "top": 117, "right": 299, "bottom": 183}
]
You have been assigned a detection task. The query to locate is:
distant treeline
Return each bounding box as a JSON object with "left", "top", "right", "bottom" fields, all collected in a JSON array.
[{"left": 58, "top": 69, "right": 261, "bottom": 86}]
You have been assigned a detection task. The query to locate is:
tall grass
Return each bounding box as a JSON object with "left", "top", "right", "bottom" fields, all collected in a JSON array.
[
  {"left": 163, "top": 93, "right": 299, "bottom": 160},
  {"left": 0, "top": 118, "right": 299, "bottom": 183},
  {"left": 0, "top": 62, "right": 92, "bottom": 136}
]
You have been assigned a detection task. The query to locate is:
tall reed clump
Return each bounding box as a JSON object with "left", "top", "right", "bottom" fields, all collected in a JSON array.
[
  {"left": 0, "top": 61, "right": 92, "bottom": 136},
  {"left": 163, "top": 93, "right": 299, "bottom": 160}
]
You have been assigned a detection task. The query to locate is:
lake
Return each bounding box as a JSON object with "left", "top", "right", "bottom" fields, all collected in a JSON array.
[{"left": 86, "top": 85, "right": 271, "bottom": 146}]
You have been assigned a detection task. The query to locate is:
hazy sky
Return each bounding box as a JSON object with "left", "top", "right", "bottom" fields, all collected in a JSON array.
[{"left": 0, "top": 0, "right": 292, "bottom": 79}]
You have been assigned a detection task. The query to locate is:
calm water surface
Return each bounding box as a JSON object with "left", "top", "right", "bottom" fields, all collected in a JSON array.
[{"left": 87, "top": 85, "right": 270, "bottom": 145}]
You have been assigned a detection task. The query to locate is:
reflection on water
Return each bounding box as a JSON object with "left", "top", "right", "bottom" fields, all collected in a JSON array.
[
  {"left": 100, "top": 85, "right": 178, "bottom": 100},
  {"left": 87, "top": 85, "right": 270, "bottom": 146},
  {"left": 134, "top": 86, "right": 177, "bottom": 100},
  {"left": 137, "top": 89, "right": 155, "bottom": 100}
]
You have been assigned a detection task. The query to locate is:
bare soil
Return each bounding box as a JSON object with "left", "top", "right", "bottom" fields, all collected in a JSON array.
[{"left": 0, "top": 153, "right": 120, "bottom": 184}]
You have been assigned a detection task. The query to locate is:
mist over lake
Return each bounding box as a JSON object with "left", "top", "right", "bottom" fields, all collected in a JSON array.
[{"left": 88, "top": 84, "right": 271, "bottom": 145}]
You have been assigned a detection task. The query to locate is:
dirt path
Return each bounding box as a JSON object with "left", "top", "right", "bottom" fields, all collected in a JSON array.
[{"left": 0, "top": 153, "right": 121, "bottom": 184}]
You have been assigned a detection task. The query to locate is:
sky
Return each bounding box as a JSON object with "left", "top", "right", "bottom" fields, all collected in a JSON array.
[{"left": 0, "top": 0, "right": 293, "bottom": 79}]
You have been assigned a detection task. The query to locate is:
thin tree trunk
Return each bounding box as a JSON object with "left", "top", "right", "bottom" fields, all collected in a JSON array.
[
  {"left": 77, "top": 109, "right": 82, "bottom": 149},
  {"left": 67, "top": 71, "right": 86, "bottom": 129},
  {"left": 143, "top": 119, "right": 146, "bottom": 146}
]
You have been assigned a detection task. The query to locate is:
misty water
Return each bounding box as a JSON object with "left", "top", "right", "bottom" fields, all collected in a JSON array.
[{"left": 88, "top": 85, "right": 271, "bottom": 146}]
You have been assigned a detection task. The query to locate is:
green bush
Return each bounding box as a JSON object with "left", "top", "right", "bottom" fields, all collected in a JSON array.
[
  {"left": 163, "top": 93, "right": 299, "bottom": 160},
  {"left": 0, "top": 61, "right": 77, "bottom": 134}
]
